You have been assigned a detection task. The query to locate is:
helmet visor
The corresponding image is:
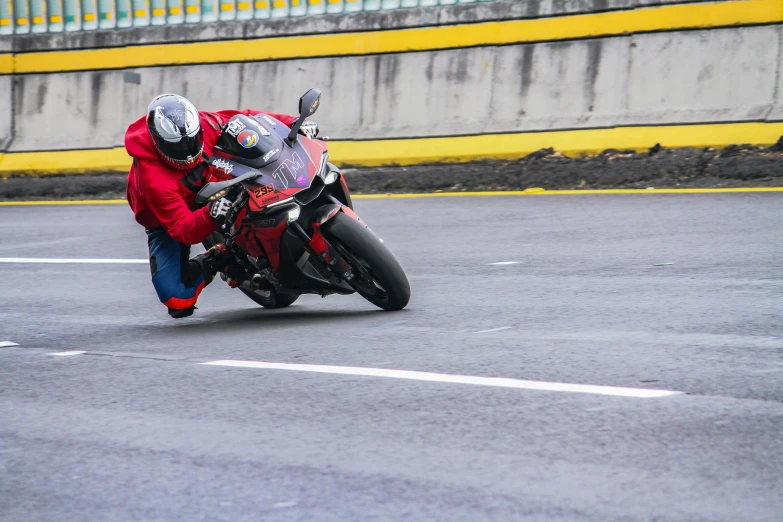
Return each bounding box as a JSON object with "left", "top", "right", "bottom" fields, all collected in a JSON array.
[{"left": 155, "top": 132, "right": 204, "bottom": 168}]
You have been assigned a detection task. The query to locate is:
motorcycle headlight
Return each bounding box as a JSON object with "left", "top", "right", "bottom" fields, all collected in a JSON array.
[
  {"left": 286, "top": 205, "right": 301, "bottom": 223},
  {"left": 323, "top": 170, "right": 339, "bottom": 184}
]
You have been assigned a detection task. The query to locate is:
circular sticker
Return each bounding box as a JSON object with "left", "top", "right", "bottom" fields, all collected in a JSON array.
[{"left": 237, "top": 130, "right": 259, "bottom": 149}]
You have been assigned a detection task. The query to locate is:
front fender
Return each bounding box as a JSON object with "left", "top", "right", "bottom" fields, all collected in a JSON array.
[
  {"left": 311, "top": 203, "right": 363, "bottom": 226},
  {"left": 308, "top": 203, "right": 365, "bottom": 265},
  {"left": 311, "top": 204, "right": 342, "bottom": 227}
]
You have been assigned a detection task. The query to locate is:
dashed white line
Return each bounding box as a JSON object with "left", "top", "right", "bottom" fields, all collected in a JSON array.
[
  {"left": 0, "top": 341, "right": 20, "bottom": 348},
  {"left": 200, "top": 360, "right": 683, "bottom": 398},
  {"left": 474, "top": 327, "right": 513, "bottom": 334},
  {"left": 49, "top": 351, "right": 87, "bottom": 357},
  {"left": 0, "top": 258, "right": 147, "bottom": 264},
  {"left": 489, "top": 261, "right": 521, "bottom": 265}
]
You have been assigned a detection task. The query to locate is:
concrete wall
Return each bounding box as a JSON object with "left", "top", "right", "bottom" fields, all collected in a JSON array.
[
  {"left": 2, "top": 0, "right": 782, "bottom": 165},
  {"left": 10, "top": 0, "right": 710, "bottom": 52},
  {"left": 0, "top": 38, "right": 12, "bottom": 152}
]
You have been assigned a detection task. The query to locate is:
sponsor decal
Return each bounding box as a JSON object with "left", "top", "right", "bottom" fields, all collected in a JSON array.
[
  {"left": 153, "top": 107, "right": 181, "bottom": 141},
  {"left": 250, "top": 119, "right": 271, "bottom": 136},
  {"left": 238, "top": 130, "right": 259, "bottom": 148},
  {"left": 225, "top": 119, "right": 246, "bottom": 138},
  {"left": 255, "top": 218, "right": 278, "bottom": 227},
  {"left": 176, "top": 99, "right": 200, "bottom": 135},
  {"left": 253, "top": 184, "right": 275, "bottom": 198},
  {"left": 296, "top": 175, "right": 308, "bottom": 186},
  {"left": 271, "top": 152, "right": 306, "bottom": 189},
  {"left": 261, "top": 115, "right": 277, "bottom": 127},
  {"left": 262, "top": 148, "right": 280, "bottom": 162},
  {"left": 211, "top": 157, "right": 234, "bottom": 174}
]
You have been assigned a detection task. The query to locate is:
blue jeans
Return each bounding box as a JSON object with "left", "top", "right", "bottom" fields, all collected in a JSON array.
[{"left": 146, "top": 229, "right": 208, "bottom": 312}]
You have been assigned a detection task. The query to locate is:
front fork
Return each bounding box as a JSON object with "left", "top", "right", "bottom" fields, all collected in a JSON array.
[
  {"left": 288, "top": 219, "right": 354, "bottom": 282},
  {"left": 289, "top": 199, "right": 363, "bottom": 282}
]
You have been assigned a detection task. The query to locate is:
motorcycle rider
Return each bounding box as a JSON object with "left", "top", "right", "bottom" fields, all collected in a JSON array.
[{"left": 125, "top": 94, "right": 319, "bottom": 318}]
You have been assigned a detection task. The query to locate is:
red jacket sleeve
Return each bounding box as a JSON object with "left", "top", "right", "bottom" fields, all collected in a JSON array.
[
  {"left": 138, "top": 159, "right": 217, "bottom": 245},
  {"left": 241, "top": 109, "right": 298, "bottom": 128}
]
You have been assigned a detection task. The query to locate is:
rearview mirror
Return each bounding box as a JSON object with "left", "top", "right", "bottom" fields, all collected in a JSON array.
[
  {"left": 287, "top": 88, "right": 321, "bottom": 146},
  {"left": 299, "top": 88, "right": 321, "bottom": 117}
]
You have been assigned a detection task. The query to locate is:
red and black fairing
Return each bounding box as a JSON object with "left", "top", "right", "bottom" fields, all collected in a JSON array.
[{"left": 207, "top": 113, "right": 356, "bottom": 294}]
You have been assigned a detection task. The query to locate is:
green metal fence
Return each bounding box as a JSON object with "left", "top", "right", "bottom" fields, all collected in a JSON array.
[{"left": 1, "top": 0, "right": 497, "bottom": 35}]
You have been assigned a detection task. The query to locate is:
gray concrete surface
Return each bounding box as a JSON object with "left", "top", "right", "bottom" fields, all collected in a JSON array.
[
  {"left": 8, "top": 25, "right": 783, "bottom": 154},
  {"left": 8, "top": 0, "right": 712, "bottom": 52},
  {"left": 3, "top": 0, "right": 781, "bottom": 162},
  {"left": 1, "top": 194, "right": 782, "bottom": 520}
]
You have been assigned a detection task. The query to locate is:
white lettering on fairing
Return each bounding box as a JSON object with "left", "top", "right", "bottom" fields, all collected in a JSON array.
[
  {"left": 225, "top": 119, "right": 246, "bottom": 137},
  {"left": 212, "top": 158, "right": 234, "bottom": 174}
]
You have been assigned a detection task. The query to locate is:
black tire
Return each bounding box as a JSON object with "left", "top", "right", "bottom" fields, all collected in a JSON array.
[
  {"left": 321, "top": 212, "right": 410, "bottom": 311},
  {"left": 202, "top": 232, "right": 299, "bottom": 309}
]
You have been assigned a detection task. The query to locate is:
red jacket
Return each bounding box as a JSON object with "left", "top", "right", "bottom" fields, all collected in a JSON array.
[{"left": 125, "top": 109, "right": 297, "bottom": 245}]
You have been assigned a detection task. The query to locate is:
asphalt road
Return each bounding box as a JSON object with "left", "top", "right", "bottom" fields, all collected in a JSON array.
[{"left": 1, "top": 194, "right": 782, "bottom": 521}]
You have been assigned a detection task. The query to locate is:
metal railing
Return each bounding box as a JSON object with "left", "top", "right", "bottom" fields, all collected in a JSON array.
[{"left": 1, "top": 0, "right": 497, "bottom": 35}]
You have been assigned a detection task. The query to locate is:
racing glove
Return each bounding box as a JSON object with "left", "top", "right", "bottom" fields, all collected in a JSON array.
[
  {"left": 210, "top": 197, "right": 236, "bottom": 231},
  {"left": 298, "top": 120, "right": 319, "bottom": 139}
]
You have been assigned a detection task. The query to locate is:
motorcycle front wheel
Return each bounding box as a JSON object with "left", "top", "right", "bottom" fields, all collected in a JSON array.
[
  {"left": 202, "top": 232, "right": 300, "bottom": 309},
  {"left": 321, "top": 212, "right": 410, "bottom": 311}
]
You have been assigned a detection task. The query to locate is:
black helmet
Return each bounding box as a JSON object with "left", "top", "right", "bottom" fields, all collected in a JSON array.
[{"left": 146, "top": 94, "right": 203, "bottom": 170}]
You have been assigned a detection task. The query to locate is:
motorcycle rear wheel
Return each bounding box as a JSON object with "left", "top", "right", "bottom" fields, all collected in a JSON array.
[
  {"left": 202, "top": 233, "right": 300, "bottom": 309},
  {"left": 321, "top": 212, "right": 410, "bottom": 311}
]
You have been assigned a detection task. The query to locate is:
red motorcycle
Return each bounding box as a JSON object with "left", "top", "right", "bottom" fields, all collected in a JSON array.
[{"left": 197, "top": 88, "right": 410, "bottom": 311}]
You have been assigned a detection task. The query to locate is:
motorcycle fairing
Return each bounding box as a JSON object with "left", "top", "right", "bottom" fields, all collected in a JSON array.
[{"left": 210, "top": 114, "right": 327, "bottom": 212}]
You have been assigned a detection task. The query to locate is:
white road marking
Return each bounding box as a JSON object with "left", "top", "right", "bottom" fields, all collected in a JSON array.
[
  {"left": 489, "top": 261, "right": 521, "bottom": 265},
  {"left": 474, "top": 326, "right": 513, "bottom": 334},
  {"left": 0, "top": 258, "right": 147, "bottom": 264},
  {"left": 201, "top": 360, "right": 683, "bottom": 398},
  {"left": 49, "top": 351, "right": 86, "bottom": 357},
  {"left": 0, "top": 341, "right": 20, "bottom": 348},
  {"left": 273, "top": 500, "right": 299, "bottom": 509},
  {"left": 368, "top": 320, "right": 409, "bottom": 328}
]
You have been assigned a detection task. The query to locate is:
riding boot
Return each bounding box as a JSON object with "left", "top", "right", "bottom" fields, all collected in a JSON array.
[{"left": 186, "top": 243, "right": 234, "bottom": 286}]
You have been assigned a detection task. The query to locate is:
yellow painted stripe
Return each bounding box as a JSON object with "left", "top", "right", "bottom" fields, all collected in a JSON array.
[
  {"left": 0, "top": 200, "right": 128, "bottom": 206},
  {"left": 238, "top": 2, "right": 251, "bottom": 9},
  {"left": 134, "top": 9, "right": 147, "bottom": 16},
  {"left": 152, "top": 8, "right": 165, "bottom": 16},
  {"left": 0, "top": 18, "right": 11, "bottom": 26},
  {"left": 32, "top": 16, "right": 44, "bottom": 24},
  {"left": 1, "top": 187, "right": 781, "bottom": 207},
  {"left": 170, "top": 7, "right": 182, "bottom": 14},
  {"left": 220, "top": 3, "right": 235, "bottom": 11},
  {"left": 0, "top": 147, "right": 131, "bottom": 175},
  {"left": 186, "top": 5, "right": 199, "bottom": 13},
  {"left": 255, "top": 1, "right": 269, "bottom": 8},
  {"left": 327, "top": 121, "right": 783, "bottom": 167},
  {"left": 352, "top": 187, "right": 783, "bottom": 199},
  {"left": 6, "top": 0, "right": 782, "bottom": 75},
  {"left": 50, "top": 15, "right": 62, "bottom": 23},
  {"left": 84, "top": 13, "right": 96, "bottom": 21},
  {"left": 1, "top": 122, "right": 781, "bottom": 175},
  {"left": 0, "top": 54, "right": 12, "bottom": 73}
]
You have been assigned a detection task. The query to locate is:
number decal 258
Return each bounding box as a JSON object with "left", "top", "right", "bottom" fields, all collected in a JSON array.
[{"left": 254, "top": 184, "right": 275, "bottom": 198}]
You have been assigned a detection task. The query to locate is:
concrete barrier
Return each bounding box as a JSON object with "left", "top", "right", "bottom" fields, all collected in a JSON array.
[{"left": 1, "top": 0, "right": 782, "bottom": 174}]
